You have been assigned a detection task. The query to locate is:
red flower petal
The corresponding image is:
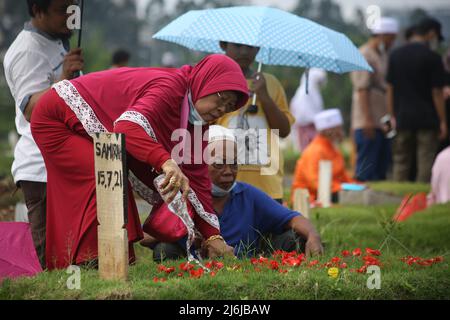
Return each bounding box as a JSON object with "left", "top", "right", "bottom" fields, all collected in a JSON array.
[
  {"left": 352, "top": 248, "right": 362, "bottom": 256},
  {"left": 341, "top": 250, "right": 350, "bottom": 257},
  {"left": 331, "top": 256, "right": 341, "bottom": 264},
  {"left": 270, "top": 260, "right": 279, "bottom": 270},
  {"left": 189, "top": 268, "right": 205, "bottom": 278},
  {"left": 157, "top": 264, "right": 167, "bottom": 272},
  {"left": 259, "top": 256, "right": 268, "bottom": 264},
  {"left": 365, "top": 248, "right": 381, "bottom": 256},
  {"left": 356, "top": 265, "right": 367, "bottom": 273},
  {"left": 362, "top": 255, "right": 381, "bottom": 266},
  {"left": 308, "top": 260, "right": 319, "bottom": 267},
  {"left": 165, "top": 266, "right": 175, "bottom": 274},
  {"left": 272, "top": 250, "right": 283, "bottom": 257},
  {"left": 180, "top": 262, "right": 194, "bottom": 271}
]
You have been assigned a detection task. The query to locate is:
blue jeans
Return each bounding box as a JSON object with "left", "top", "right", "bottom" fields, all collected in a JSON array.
[{"left": 354, "top": 129, "right": 391, "bottom": 181}]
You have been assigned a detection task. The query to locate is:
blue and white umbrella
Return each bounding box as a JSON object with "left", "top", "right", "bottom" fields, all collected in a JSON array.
[{"left": 153, "top": 6, "right": 372, "bottom": 73}]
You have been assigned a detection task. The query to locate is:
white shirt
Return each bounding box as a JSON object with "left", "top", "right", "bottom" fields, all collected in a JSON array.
[
  {"left": 290, "top": 68, "right": 327, "bottom": 126},
  {"left": 3, "top": 22, "right": 68, "bottom": 183}
]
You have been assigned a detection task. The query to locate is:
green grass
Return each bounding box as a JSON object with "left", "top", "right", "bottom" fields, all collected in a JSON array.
[
  {"left": 368, "top": 182, "right": 430, "bottom": 196},
  {"left": 1, "top": 197, "right": 449, "bottom": 300},
  {"left": 283, "top": 147, "right": 300, "bottom": 175},
  {"left": 0, "top": 141, "right": 13, "bottom": 179}
]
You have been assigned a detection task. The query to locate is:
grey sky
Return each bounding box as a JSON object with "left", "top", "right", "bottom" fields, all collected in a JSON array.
[
  {"left": 138, "top": 0, "right": 450, "bottom": 21},
  {"left": 251, "top": 0, "right": 450, "bottom": 21}
]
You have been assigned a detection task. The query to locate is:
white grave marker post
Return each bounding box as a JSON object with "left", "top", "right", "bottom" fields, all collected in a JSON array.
[
  {"left": 318, "top": 160, "right": 332, "bottom": 208},
  {"left": 293, "top": 188, "right": 310, "bottom": 218},
  {"left": 94, "top": 133, "right": 128, "bottom": 281}
]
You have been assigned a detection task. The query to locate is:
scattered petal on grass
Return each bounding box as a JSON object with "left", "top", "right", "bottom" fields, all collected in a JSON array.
[
  {"left": 179, "top": 262, "right": 194, "bottom": 271},
  {"left": 365, "top": 248, "right": 381, "bottom": 256},
  {"left": 401, "top": 256, "right": 445, "bottom": 267},
  {"left": 270, "top": 260, "right": 279, "bottom": 270},
  {"left": 308, "top": 260, "right": 319, "bottom": 267},
  {"left": 356, "top": 265, "right": 367, "bottom": 273},
  {"left": 153, "top": 277, "right": 167, "bottom": 283},
  {"left": 362, "top": 255, "right": 382, "bottom": 266},
  {"left": 352, "top": 248, "right": 362, "bottom": 257},
  {"left": 331, "top": 256, "right": 341, "bottom": 264},
  {"left": 165, "top": 267, "right": 175, "bottom": 274},
  {"left": 341, "top": 250, "right": 350, "bottom": 257},
  {"left": 152, "top": 250, "right": 445, "bottom": 282},
  {"left": 189, "top": 268, "right": 204, "bottom": 279}
]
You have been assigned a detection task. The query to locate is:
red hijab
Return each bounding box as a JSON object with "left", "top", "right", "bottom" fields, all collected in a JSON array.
[{"left": 180, "top": 54, "right": 249, "bottom": 107}]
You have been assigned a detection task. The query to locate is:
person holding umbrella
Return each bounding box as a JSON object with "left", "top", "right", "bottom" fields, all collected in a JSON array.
[
  {"left": 3, "top": 0, "right": 84, "bottom": 268},
  {"left": 215, "top": 42, "right": 295, "bottom": 203},
  {"left": 30, "top": 54, "right": 248, "bottom": 269}
]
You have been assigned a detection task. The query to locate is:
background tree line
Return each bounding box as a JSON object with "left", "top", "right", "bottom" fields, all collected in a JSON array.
[{"left": 0, "top": 0, "right": 447, "bottom": 142}]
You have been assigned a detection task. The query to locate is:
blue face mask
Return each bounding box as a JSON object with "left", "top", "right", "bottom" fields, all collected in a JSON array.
[
  {"left": 211, "top": 182, "right": 236, "bottom": 197},
  {"left": 188, "top": 91, "right": 207, "bottom": 125}
]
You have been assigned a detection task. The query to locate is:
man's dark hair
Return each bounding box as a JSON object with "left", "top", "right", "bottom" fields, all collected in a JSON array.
[
  {"left": 404, "top": 25, "right": 417, "bottom": 41},
  {"left": 415, "top": 17, "right": 444, "bottom": 41},
  {"left": 112, "top": 49, "right": 131, "bottom": 65},
  {"left": 27, "top": 0, "right": 53, "bottom": 17}
]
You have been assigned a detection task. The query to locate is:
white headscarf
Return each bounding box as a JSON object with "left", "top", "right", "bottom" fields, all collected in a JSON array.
[{"left": 290, "top": 68, "right": 327, "bottom": 126}]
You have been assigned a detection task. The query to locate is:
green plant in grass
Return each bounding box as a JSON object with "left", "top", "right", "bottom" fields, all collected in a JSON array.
[{"left": 369, "top": 182, "right": 430, "bottom": 196}]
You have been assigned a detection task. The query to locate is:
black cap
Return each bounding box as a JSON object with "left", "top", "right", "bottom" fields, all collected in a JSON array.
[{"left": 417, "top": 17, "right": 444, "bottom": 42}]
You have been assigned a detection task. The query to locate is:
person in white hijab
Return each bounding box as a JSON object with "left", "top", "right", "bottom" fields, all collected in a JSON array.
[{"left": 290, "top": 68, "right": 327, "bottom": 152}]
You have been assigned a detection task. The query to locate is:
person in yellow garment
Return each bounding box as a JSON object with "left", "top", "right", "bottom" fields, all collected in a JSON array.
[
  {"left": 215, "top": 42, "right": 295, "bottom": 203},
  {"left": 291, "top": 109, "right": 356, "bottom": 203}
]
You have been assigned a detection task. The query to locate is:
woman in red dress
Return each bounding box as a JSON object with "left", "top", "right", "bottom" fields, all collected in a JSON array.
[{"left": 31, "top": 54, "right": 248, "bottom": 270}]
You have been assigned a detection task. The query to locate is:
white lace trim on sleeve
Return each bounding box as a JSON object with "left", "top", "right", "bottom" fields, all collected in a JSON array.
[
  {"left": 52, "top": 80, "right": 107, "bottom": 134},
  {"left": 114, "top": 110, "right": 158, "bottom": 142}
]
